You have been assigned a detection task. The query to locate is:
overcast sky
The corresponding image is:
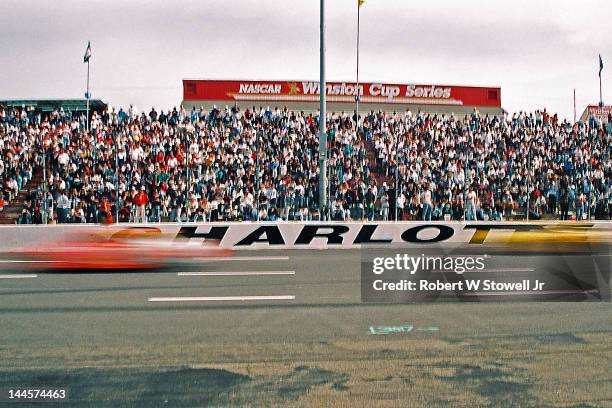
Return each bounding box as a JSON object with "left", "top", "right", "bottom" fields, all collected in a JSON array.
[{"left": 1, "top": 0, "right": 610, "bottom": 120}]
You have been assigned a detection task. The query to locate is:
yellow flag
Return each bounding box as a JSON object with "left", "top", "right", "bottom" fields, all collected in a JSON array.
[{"left": 358, "top": 0, "right": 365, "bottom": 7}]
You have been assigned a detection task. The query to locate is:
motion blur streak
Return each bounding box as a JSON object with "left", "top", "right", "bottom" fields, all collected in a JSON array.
[{"left": 4, "top": 226, "right": 232, "bottom": 271}]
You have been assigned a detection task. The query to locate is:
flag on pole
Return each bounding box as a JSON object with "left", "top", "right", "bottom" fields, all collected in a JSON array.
[
  {"left": 83, "top": 41, "right": 92, "bottom": 63},
  {"left": 358, "top": 0, "right": 365, "bottom": 7},
  {"left": 599, "top": 54, "right": 604, "bottom": 77}
]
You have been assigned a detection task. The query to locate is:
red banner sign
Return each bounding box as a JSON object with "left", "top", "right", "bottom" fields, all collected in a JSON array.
[{"left": 183, "top": 79, "right": 501, "bottom": 107}]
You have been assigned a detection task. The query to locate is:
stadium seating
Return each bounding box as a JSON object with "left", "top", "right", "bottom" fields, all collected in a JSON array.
[{"left": 0, "top": 104, "right": 609, "bottom": 224}]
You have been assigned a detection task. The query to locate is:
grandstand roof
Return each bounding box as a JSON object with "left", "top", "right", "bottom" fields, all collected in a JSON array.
[{"left": 0, "top": 99, "right": 106, "bottom": 112}]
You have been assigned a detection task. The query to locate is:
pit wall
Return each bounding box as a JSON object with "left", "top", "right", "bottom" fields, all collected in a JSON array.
[{"left": 0, "top": 222, "right": 610, "bottom": 251}]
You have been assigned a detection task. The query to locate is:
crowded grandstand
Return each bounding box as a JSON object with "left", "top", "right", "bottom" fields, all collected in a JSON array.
[{"left": 0, "top": 101, "right": 610, "bottom": 224}]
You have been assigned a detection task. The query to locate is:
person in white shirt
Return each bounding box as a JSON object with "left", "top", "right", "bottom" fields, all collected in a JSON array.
[
  {"left": 396, "top": 192, "right": 406, "bottom": 220},
  {"left": 130, "top": 145, "right": 144, "bottom": 162},
  {"left": 58, "top": 150, "right": 70, "bottom": 177},
  {"left": 56, "top": 191, "right": 70, "bottom": 223},
  {"left": 466, "top": 187, "right": 477, "bottom": 220},
  {"left": 421, "top": 185, "right": 432, "bottom": 221},
  {"left": 380, "top": 193, "right": 389, "bottom": 221}
]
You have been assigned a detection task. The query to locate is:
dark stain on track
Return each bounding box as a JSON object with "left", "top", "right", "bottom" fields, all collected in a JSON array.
[{"left": 0, "top": 366, "right": 348, "bottom": 407}]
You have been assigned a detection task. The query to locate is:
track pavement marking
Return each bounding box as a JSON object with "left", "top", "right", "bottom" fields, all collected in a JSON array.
[
  {"left": 194, "top": 256, "right": 290, "bottom": 262},
  {"left": 178, "top": 271, "right": 295, "bottom": 276},
  {"left": 148, "top": 295, "right": 295, "bottom": 302},
  {"left": 368, "top": 325, "right": 440, "bottom": 335},
  {"left": 0, "top": 274, "right": 38, "bottom": 279},
  {"left": 0, "top": 260, "right": 59, "bottom": 263}
]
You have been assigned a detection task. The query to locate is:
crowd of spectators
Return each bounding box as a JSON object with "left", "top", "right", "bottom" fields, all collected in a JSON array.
[
  {"left": 1, "top": 102, "right": 610, "bottom": 224},
  {"left": 0, "top": 105, "right": 38, "bottom": 222},
  {"left": 370, "top": 109, "right": 611, "bottom": 221}
]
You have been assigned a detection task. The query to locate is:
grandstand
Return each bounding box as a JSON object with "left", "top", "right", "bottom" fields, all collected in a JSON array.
[{"left": 0, "top": 95, "right": 610, "bottom": 224}]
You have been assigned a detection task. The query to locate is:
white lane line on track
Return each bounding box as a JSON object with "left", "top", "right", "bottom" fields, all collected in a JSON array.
[
  {"left": 0, "top": 274, "right": 38, "bottom": 279},
  {"left": 178, "top": 271, "right": 295, "bottom": 276},
  {"left": 148, "top": 295, "right": 295, "bottom": 302},
  {"left": 0, "top": 260, "right": 59, "bottom": 263},
  {"left": 193, "top": 256, "right": 290, "bottom": 262}
]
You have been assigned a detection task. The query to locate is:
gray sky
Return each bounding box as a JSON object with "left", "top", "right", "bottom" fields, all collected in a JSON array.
[{"left": 1, "top": 0, "right": 610, "bottom": 120}]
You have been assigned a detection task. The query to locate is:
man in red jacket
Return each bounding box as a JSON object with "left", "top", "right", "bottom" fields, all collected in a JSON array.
[
  {"left": 100, "top": 196, "right": 113, "bottom": 224},
  {"left": 133, "top": 186, "right": 149, "bottom": 223}
]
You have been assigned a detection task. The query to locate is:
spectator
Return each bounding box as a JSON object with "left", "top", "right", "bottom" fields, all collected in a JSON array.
[
  {"left": 133, "top": 186, "right": 148, "bottom": 223},
  {"left": 18, "top": 208, "right": 31, "bottom": 224},
  {"left": 380, "top": 193, "right": 389, "bottom": 221},
  {"left": 100, "top": 196, "right": 112, "bottom": 224},
  {"left": 57, "top": 190, "right": 70, "bottom": 223},
  {"left": 421, "top": 185, "right": 432, "bottom": 221},
  {"left": 502, "top": 190, "right": 514, "bottom": 220}
]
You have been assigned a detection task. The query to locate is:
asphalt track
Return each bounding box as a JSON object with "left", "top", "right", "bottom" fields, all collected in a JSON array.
[{"left": 0, "top": 249, "right": 611, "bottom": 406}]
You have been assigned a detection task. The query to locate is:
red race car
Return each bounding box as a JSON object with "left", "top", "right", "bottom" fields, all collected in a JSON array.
[{"left": 11, "top": 226, "right": 232, "bottom": 270}]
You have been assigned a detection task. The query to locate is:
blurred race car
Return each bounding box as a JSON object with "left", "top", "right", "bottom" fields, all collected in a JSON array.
[{"left": 9, "top": 226, "right": 232, "bottom": 270}]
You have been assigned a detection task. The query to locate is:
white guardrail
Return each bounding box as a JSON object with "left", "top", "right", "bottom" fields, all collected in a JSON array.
[{"left": 0, "top": 221, "right": 610, "bottom": 250}]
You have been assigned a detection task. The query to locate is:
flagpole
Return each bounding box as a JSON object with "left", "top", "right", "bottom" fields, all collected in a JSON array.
[
  {"left": 255, "top": 128, "right": 261, "bottom": 221},
  {"left": 86, "top": 57, "right": 90, "bottom": 133},
  {"left": 319, "top": 0, "right": 327, "bottom": 220},
  {"left": 600, "top": 55, "right": 604, "bottom": 107},
  {"left": 115, "top": 131, "right": 119, "bottom": 223},
  {"left": 573, "top": 88, "right": 576, "bottom": 123},
  {"left": 526, "top": 141, "right": 530, "bottom": 221},
  {"left": 41, "top": 133, "right": 47, "bottom": 224},
  {"left": 355, "top": 1, "right": 360, "bottom": 132},
  {"left": 600, "top": 70, "right": 603, "bottom": 107}
]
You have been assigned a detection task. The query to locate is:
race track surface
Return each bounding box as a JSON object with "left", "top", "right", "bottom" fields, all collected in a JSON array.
[{"left": 0, "top": 250, "right": 611, "bottom": 407}]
